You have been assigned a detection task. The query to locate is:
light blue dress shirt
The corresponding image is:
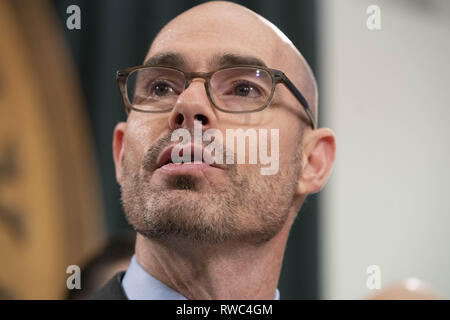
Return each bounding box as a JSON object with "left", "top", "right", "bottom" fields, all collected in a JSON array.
[{"left": 122, "top": 255, "right": 280, "bottom": 300}]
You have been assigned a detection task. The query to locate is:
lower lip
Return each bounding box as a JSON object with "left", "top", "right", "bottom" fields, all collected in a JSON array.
[{"left": 157, "top": 162, "right": 219, "bottom": 175}]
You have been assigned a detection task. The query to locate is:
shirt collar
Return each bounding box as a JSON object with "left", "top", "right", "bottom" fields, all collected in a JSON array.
[{"left": 122, "top": 255, "right": 280, "bottom": 300}]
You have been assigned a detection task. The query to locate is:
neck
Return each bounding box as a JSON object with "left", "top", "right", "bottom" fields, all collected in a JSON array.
[{"left": 134, "top": 209, "right": 297, "bottom": 300}]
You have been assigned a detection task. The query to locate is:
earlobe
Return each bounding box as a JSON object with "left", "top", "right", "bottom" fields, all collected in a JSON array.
[
  {"left": 113, "top": 122, "right": 127, "bottom": 184},
  {"left": 297, "top": 128, "right": 336, "bottom": 195}
]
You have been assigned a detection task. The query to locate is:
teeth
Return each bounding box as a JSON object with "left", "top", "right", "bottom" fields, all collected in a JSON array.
[{"left": 171, "top": 160, "right": 194, "bottom": 164}]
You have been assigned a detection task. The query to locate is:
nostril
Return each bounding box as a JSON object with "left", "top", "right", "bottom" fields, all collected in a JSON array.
[
  {"left": 194, "top": 114, "right": 208, "bottom": 125},
  {"left": 175, "top": 113, "right": 184, "bottom": 125}
]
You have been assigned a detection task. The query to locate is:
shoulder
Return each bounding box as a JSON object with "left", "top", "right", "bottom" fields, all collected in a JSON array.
[{"left": 88, "top": 271, "right": 128, "bottom": 300}]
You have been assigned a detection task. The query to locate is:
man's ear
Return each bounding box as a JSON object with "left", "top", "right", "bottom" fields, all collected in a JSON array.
[
  {"left": 297, "top": 128, "right": 336, "bottom": 195},
  {"left": 113, "top": 122, "right": 127, "bottom": 184}
]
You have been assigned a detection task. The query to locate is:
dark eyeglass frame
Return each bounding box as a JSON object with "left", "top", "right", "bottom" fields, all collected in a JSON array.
[{"left": 116, "top": 64, "right": 317, "bottom": 130}]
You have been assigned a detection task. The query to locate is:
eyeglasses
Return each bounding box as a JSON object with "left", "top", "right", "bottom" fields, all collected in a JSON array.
[{"left": 116, "top": 65, "right": 317, "bottom": 129}]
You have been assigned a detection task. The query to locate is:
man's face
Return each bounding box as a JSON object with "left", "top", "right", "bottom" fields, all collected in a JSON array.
[{"left": 118, "top": 8, "right": 307, "bottom": 245}]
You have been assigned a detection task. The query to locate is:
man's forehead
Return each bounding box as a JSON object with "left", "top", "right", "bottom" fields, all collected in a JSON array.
[
  {"left": 145, "top": 8, "right": 282, "bottom": 70},
  {"left": 145, "top": 31, "right": 281, "bottom": 73}
]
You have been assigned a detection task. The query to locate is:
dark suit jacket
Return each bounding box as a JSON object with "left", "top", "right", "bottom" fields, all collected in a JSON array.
[{"left": 89, "top": 271, "right": 128, "bottom": 300}]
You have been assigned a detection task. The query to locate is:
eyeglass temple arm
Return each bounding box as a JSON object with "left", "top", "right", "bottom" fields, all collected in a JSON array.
[
  {"left": 280, "top": 75, "right": 317, "bottom": 130},
  {"left": 117, "top": 70, "right": 132, "bottom": 115}
]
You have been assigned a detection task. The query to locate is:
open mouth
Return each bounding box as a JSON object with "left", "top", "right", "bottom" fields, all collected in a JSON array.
[{"left": 156, "top": 144, "right": 224, "bottom": 170}]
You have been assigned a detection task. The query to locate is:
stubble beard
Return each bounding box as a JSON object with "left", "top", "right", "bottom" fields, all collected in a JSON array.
[{"left": 120, "top": 134, "right": 303, "bottom": 246}]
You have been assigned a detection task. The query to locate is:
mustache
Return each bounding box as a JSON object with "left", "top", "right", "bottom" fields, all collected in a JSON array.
[
  {"left": 141, "top": 130, "right": 234, "bottom": 172},
  {"left": 142, "top": 133, "right": 171, "bottom": 172}
]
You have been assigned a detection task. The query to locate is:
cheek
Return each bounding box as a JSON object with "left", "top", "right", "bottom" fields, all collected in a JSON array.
[
  {"left": 124, "top": 117, "right": 164, "bottom": 168},
  {"left": 279, "top": 127, "right": 300, "bottom": 163},
  {"left": 263, "top": 124, "right": 301, "bottom": 178}
]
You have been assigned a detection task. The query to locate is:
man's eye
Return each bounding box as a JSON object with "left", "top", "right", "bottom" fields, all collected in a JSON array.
[
  {"left": 232, "top": 82, "right": 261, "bottom": 98},
  {"left": 150, "top": 81, "right": 176, "bottom": 97}
]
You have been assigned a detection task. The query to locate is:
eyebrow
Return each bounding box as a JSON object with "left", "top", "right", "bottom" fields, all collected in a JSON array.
[
  {"left": 143, "top": 52, "right": 267, "bottom": 70},
  {"left": 143, "top": 52, "right": 187, "bottom": 69}
]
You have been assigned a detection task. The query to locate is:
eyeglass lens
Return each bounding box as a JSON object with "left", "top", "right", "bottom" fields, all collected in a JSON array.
[{"left": 126, "top": 67, "right": 273, "bottom": 112}]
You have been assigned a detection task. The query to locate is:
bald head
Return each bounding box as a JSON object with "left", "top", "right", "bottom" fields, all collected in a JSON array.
[{"left": 148, "top": 1, "right": 318, "bottom": 124}]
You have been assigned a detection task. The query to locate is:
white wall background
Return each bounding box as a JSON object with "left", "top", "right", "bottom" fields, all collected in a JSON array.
[{"left": 319, "top": 0, "right": 450, "bottom": 299}]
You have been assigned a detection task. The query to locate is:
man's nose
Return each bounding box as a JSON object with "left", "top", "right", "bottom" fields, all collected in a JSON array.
[{"left": 168, "top": 80, "right": 217, "bottom": 132}]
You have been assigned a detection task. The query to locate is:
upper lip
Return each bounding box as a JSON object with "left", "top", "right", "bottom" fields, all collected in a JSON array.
[{"left": 156, "top": 143, "right": 225, "bottom": 169}]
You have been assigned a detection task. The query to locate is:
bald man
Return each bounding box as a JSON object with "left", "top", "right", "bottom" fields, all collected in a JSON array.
[{"left": 90, "top": 1, "right": 336, "bottom": 300}]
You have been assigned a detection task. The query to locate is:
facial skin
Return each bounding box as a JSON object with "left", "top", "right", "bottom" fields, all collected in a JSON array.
[{"left": 113, "top": 1, "right": 336, "bottom": 299}]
